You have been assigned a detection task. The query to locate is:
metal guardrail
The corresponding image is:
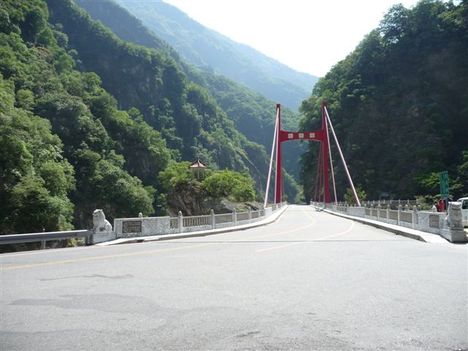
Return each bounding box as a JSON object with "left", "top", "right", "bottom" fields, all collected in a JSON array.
[{"left": 0, "top": 230, "right": 92, "bottom": 249}]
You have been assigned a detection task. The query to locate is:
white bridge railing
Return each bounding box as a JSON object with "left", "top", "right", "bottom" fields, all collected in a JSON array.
[
  {"left": 1, "top": 203, "right": 287, "bottom": 251},
  {"left": 113, "top": 203, "right": 286, "bottom": 241},
  {"left": 312, "top": 201, "right": 466, "bottom": 243}
]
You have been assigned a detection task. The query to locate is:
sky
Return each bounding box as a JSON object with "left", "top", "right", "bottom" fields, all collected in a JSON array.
[{"left": 163, "top": 0, "right": 421, "bottom": 77}]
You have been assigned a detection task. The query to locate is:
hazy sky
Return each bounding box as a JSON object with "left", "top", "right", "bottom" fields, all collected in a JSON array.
[{"left": 163, "top": 0, "right": 420, "bottom": 77}]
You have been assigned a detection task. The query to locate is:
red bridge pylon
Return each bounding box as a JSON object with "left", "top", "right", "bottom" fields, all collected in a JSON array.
[{"left": 265, "top": 103, "right": 332, "bottom": 205}]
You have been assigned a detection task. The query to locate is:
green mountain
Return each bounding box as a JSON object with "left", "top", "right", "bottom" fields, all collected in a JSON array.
[
  {"left": 300, "top": 0, "right": 468, "bottom": 202},
  {"left": 111, "top": 0, "right": 318, "bottom": 110},
  {"left": 46, "top": 0, "right": 276, "bottom": 180},
  {"left": 1, "top": 0, "right": 172, "bottom": 231},
  {"left": 46, "top": 0, "right": 302, "bottom": 199},
  {"left": 74, "top": 0, "right": 306, "bottom": 182},
  {"left": 0, "top": 0, "right": 301, "bottom": 234}
]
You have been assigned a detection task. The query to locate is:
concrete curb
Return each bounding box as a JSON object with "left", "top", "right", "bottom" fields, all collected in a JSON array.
[
  {"left": 318, "top": 208, "right": 451, "bottom": 244},
  {"left": 98, "top": 205, "right": 289, "bottom": 246}
]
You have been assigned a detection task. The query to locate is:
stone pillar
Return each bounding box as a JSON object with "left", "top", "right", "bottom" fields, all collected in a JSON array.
[
  {"left": 397, "top": 205, "right": 402, "bottom": 225},
  {"left": 446, "top": 202, "right": 467, "bottom": 242},
  {"left": 412, "top": 205, "right": 418, "bottom": 229},
  {"left": 233, "top": 209, "right": 237, "bottom": 225},
  {"left": 211, "top": 209, "right": 215, "bottom": 229},
  {"left": 178, "top": 211, "right": 183, "bottom": 233}
]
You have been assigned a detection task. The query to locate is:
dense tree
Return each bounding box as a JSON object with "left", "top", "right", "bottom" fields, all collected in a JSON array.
[
  {"left": 0, "top": 74, "right": 74, "bottom": 233},
  {"left": 159, "top": 161, "right": 256, "bottom": 215},
  {"left": 0, "top": 0, "right": 170, "bottom": 231},
  {"left": 202, "top": 170, "right": 256, "bottom": 202}
]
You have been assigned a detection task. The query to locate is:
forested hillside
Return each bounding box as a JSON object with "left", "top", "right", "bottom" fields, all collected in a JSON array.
[
  {"left": 74, "top": 0, "right": 305, "bottom": 180},
  {"left": 46, "top": 0, "right": 301, "bottom": 199},
  {"left": 0, "top": 0, "right": 299, "bottom": 234},
  {"left": 300, "top": 0, "right": 468, "bottom": 202},
  {"left": 0, "top": 0, "right": 171, "bottom": 232},
  {"left": 111, "top": 0, "right": 317, "bottom": 110}
]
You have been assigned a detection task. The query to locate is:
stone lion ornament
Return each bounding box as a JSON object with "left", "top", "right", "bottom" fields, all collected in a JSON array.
[{"left": 92, "top": 209, "right": 113, "bottom": 233}]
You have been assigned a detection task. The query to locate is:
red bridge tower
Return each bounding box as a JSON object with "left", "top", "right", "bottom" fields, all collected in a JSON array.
[{"left": 273, "top": 103, "right": 331, "bottom": 204}]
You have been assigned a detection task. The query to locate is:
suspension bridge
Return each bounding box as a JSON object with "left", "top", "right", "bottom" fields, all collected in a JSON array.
[
  {"left": 1, "top": 105, "right": 467, "bottom": 350},
  {"left": 264, "top": 102, "right": 360, "bottom": 207}
]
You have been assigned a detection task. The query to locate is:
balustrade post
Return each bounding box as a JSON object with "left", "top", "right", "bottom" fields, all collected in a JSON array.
[
  {"left": 386, "top": 207, "right": 390, "bottom": 223},
  {"left": 412, "top": 205, "right": 418, "bottom": 229},
  {"left": 377, "top": 204, "right": 381, "bottom": 221},
  {"left": 178, "top": 211, "right": 183, "bottom": 233},
  {"left": 211, "top": 209, "right": 215, "bottom": 229},
  {"left": 233, "top": 209, "right": 237, "bottom": 225},
  {"left": 397, "top": 205, "right": 401, "bottom": 225}
]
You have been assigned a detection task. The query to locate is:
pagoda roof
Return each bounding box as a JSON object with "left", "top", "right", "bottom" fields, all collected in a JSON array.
[{"left": 189, "top": 159, "right": 207, "bottom": 169}]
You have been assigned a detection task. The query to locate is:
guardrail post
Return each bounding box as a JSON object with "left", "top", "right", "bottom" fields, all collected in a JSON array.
[
  {"left": 41, "top": 240, "right": 46, "bottom": 250},
  {"left": 386, "top": 207, "right": 390, "bottom": 223},
  {"left": 377, "top": 204, "right": 380, "bottom": 221},
  {"left": 210, "top": 209, "right": 215, "bottom": 229},
  {"left": 178, "top": 211, "right": 183, "bottom": 233},
  {"left": 248, "top": 208, "right": 252, "bottom": 221}
]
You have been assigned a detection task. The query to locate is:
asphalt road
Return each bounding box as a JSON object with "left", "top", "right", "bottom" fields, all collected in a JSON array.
[{"left": 1, "top": 205, "right": 467, "bottom": 350}]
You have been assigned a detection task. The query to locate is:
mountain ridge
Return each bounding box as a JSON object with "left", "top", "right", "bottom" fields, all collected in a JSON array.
[
  {"left": 113, "top": 0, "right": 318, "bottom": 110},
  {"left": 75, "top": 0, "right": 306, "bottom": 182}
]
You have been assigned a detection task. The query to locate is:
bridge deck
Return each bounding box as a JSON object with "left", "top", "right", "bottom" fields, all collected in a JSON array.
[{"left": 1, "top": 205, "right": 467, "bottom": 350}]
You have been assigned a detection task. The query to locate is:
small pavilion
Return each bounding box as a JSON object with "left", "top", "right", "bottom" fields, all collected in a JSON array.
[{"left": 189, "top": 159, "right": 207, "bottom": 180}]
